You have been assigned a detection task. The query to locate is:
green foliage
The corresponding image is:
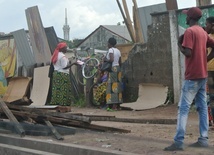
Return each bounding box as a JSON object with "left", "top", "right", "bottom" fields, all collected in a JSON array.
[{"left": 72, "top": 94, "right": 86, "bottom": 107}]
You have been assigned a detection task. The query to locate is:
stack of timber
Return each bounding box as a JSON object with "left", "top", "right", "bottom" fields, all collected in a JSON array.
[{"left": 0, "top": 99, "right": 131, "bottom": 140}]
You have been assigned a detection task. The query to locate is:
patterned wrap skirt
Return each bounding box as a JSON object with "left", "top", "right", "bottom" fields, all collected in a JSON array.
[
  {"left": 50, "top": 71, "right": 72, "bottom": 106},
  {"left": 106, "top": 66, "right": 123, "bottom": 104},
  {"left": 94, "top": 82, "right": 107, "bottom": 105}
]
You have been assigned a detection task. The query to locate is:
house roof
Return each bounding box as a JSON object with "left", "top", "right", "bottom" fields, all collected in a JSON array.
[
  {"left": 102, "top": 25, "right": 131, "bottom": 41},
  {"left": 76, "top": 25, "right": 131, "bottom": 47}
]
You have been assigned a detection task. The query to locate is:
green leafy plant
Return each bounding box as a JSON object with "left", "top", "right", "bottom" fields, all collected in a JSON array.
[{"left": 72, "top": 94, "right": 86, "bottom": 107}]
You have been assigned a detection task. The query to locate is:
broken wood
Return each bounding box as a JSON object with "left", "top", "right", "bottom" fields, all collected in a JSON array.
[
  {"left": 6, "top": 104, "right": 91, "bottom": 123},
  {"left": 0, "top": 109, "right": 129, "bottom": 133},
  {"left": 44, "top": 120, "right": 64, "bottom": 140},
  {"left": 9, "top": 97, "right": 33, "bottom": 106},
  {"left": 0, "top": 98, "right": 25, "bottom": 137},
  {"left": 46, "top": 112, "right": 91, "bottom": 123}
]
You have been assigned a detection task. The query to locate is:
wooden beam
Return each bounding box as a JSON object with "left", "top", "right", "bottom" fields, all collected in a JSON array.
[
  {"left": 6, "top": 104, "right": 91, "bottom": 123},
  {"left": 44, "top": 120, "right": 64, "bottom": 140},
  {"left": 116, "top": 0, "right": 136, "bottom": 42},
  {"left": 25, "top": 6, "right": 52, "bottom": 65},
  {"left": 0, "top": 98, "right": 25, "bottom": 136},
  {"left": 122, "top": 0, "right": 136, "bottom": 42},
  {"left": 0, "top": 109, "right": 130, "bottom": 133},
  {"left": 165, "top": 0, "right": 178, "bottom": 10},
  {"left": 132, "top": 0, "right": 144, "bottom": 43},
  {"left": 89, "top": 116, "right": 176, "bottom": 124}
]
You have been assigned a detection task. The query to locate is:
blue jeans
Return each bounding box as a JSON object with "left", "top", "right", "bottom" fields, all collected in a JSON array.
[{"left": 174, "top": 79, "right": 208, "bottom": 146}]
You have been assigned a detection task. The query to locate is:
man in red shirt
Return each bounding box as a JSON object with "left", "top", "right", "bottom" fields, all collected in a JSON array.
[{"left": 164, "top": 7, "right": 214, "bottom": 151}]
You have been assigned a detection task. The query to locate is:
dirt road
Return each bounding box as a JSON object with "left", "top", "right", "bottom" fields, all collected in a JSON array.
[{"left": 29, "top": 104, "right": 214, "bottom": 155}]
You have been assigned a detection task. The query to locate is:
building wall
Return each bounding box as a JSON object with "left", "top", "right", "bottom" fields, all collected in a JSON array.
[
  {"left": 138, "top": 3, "right": 167, "bottom": 43},
  {"left": 122, "top": 5, "right": 214, "bottom": 103},
  {"left": 122, "top": 12, "right": 173, "bottom": 103}
]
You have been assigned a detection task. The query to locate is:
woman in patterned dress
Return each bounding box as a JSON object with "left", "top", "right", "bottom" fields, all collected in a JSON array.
[
  {"left": 105, "top": 37, "right": 123, "bottom": 110},
  {"left": 49, "top": 42, "right": 72, "bottom": 106}
]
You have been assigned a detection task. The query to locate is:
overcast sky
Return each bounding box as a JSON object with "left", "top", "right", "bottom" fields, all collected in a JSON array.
[{"left": 0, "top": 0, "right": 212, "bottom": 40}]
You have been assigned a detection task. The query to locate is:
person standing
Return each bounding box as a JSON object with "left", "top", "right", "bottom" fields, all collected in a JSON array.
[
  {"left": 105, "top": 37, "right": 123, "bottom": 110},
  {"left": 164, "top": 7, "right": 214, "bottom": 151},
  {"left": 205, "top": 16, "right": 214, "bottom": 126},
  {"left": 49, "top": 42, "right": 72, "bottom": 106}
]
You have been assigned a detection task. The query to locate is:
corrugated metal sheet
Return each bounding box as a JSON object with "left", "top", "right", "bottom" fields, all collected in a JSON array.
[
  {"left": 103, "top": 25, "right": 131, "bottom": 41},
  {"left": 138, "top": 3, "right": 167, "bottom": 42},
  {"left": 44, "top": 27, "right": 59, "bottom": 54},
  {"left": 12, "top": 29, "right": 36, "bottom": 67}
]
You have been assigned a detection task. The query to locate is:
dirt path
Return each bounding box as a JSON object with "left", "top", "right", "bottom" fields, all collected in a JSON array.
[{"left": 29, "top": 104, "right": 214, "bottom": 155}]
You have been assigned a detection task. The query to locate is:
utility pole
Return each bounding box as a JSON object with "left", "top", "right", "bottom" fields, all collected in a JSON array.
[{"left": 196, "top": 0, "right": 212, "bottom": 6}]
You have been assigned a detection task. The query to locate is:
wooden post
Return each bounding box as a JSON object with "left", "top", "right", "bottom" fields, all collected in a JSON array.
[
  {"left": 122, "top": 0, "right": 136, "bottom": 42},
  {"left": 116, "top": 0, "right": 136, "bottom": 43},
  {"left": 165, "top": 0, "right": 178, "bottom": 10},
  {"left": 196, "top": 0, "right": 212, "bottom": 6},
  {"left": 132, "top": 0, "right": 144, "bottom": 43},
  {"left": 44, "top": 120, "right": 64, "bottom": 140},
  {"left": 0, "top": 98, "right": 25, "bottom": 136},
  {"left": 86, "top": 78, "right": 94, "bottom": 107}
]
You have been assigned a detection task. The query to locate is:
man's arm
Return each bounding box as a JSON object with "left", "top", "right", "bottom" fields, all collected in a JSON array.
[{"left": 178, "top": 42, "right": 191, "bottom": 57}]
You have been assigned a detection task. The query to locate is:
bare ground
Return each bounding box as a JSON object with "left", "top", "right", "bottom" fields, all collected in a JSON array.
[{"left": 28, "top": 104, "right": 214, "bottom": 155}]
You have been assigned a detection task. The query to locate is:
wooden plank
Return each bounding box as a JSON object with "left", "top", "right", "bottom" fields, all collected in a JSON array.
[
  {"left": 116, "top": 0, "right": 135, "bottom": 42},
  {"left": 132, "top": 0, "right": 144, "bottom": 43},
  {"left": 44, "top": 120, "right": 64, "bottom": 140},
  {"left": 0, "top": 109, "right": 130, "bottom": 133},
  {"left": 46, "top": 112, "right": 91, "bottom": 123},
  {"left": 122, "top": 0, "right": 136, "bottom": 42},
  {"left": 25, "top": 6, "right": 52, "bottom": 65},
  {"left": 0, "top": 98, "right": 25, "bottom": 136},
  {"left": 6, "top": 104, "right": 91, "bottom": 123},
  {"left": 89, "top": 116, "right": 176, "bottom": 124}
]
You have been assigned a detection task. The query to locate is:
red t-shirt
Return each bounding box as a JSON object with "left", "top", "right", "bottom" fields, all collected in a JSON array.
[{"left": 182, "top": 25, "right": 214, "bottom": 80}]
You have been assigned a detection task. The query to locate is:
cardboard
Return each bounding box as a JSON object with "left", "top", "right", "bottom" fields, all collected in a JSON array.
[
  {"left": 122, "top": 83, "right": 168, "bottom": 110},
  {"left": 30, "top": 66, "right": 50, "bottom": 106},
  {"left": 3, "top": 77, "right": 32, "bottom": 103}
]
